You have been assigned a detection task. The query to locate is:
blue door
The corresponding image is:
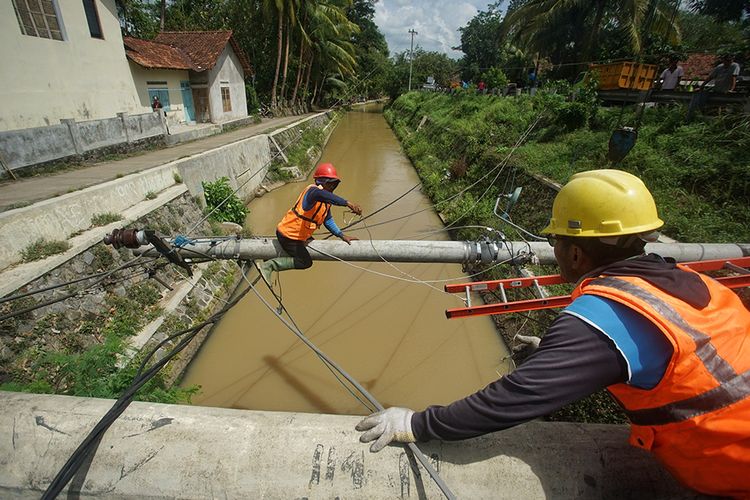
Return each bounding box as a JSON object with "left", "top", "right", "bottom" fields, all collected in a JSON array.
[{"left": 181, "top": 81, "right": 196, "bottom": 122}]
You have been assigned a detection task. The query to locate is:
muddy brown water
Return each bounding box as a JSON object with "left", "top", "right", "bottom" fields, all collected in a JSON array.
[{"left": 180, "top": 104, "right": 511, "bottom": 415}]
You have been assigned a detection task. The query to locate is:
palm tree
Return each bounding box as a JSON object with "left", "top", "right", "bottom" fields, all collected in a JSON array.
[
  {"left": 307, "top": 1, "right": 358, "bottom": 105},
  {"left": 263, "top": 0, "right": 292, "bottom": 108},
  {"left": 501, "top": 0, "right": 680, "bottom": 63}
]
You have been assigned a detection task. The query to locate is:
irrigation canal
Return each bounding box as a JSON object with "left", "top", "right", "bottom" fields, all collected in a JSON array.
[{"left": 179, "top": 104, "right": 511, "bottom": 414}]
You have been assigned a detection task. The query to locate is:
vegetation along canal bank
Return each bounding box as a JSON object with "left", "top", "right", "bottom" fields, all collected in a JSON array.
[
  {"left": 179, "top": 104, "right": 509, "bottom": 415},
  {"left": 383, "top": 89, "right": 750, "bottom": 423}
]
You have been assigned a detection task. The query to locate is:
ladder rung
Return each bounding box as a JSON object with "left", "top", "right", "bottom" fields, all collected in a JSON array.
[{"left": 446, "top": 274, "right": 750, "bottom": 319}]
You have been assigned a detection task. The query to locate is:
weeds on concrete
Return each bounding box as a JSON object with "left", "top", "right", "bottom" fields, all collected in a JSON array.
[
  {"left": 173, "top": 172, "right": 183, "bottom": 183},
  {"left": 145, "top": 191, "right": 158, "bottom": 200},
  {"left": 21, "top": 239, "right": 70, "bottom": 262},
  {"left": 91, "top": 212, "right": 122, "bottom": 227}
]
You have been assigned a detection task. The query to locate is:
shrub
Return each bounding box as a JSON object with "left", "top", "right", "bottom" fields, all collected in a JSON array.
[{"left": 202, "top": 177, "right": 248, "bottom": 225}]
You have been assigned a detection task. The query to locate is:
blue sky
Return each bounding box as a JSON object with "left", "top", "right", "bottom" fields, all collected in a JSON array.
[{"left": 374, "top": 0, "right": 497, "bottom": 59}]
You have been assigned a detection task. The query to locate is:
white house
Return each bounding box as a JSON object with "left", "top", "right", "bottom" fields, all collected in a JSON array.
[
  {"left": 125, "top": 31, "right": 253, "bottom": 125},
  {"left": 0, "top": 0, "right": 149, "bottom": 132}
]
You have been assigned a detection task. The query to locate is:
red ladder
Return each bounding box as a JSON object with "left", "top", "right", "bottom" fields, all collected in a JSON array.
[{"left": 445, "top": 256, "right": 750, "bottom": 319}]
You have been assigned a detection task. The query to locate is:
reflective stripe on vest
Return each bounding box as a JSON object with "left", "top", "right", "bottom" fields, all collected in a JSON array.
[{"left": 589, "top": 276, "right": 750, "bottom": 426}]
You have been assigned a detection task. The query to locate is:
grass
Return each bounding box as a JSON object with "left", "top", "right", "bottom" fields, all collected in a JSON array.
[
  {"left": 384, "top": 89, "right": 750, "bottom": 424},
  {"left": 21, "top": 239, "right": 70, "bottom": 262},
  {"left": 91, "top": 212, "right": 122, "bottom": 226}
]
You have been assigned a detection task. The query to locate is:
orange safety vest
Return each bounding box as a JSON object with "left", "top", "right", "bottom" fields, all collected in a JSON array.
[
  {"left": 277, "top": 184, "right": 331, "bottom": 241},
  {"left": 572, "top": 267, "right": 750, "bottom": 498}
]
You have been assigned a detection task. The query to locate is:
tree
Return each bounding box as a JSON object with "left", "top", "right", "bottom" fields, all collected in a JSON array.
[
  {"left": 116, "top": 0, "right": 158, "bottom": 37},
  {"left": 689, "top": 0, "right": 750, "bottom": 22},
  {"left": 457, "top": 3, "right": 504, "bottom": 82},
  {"left": 348, "top": 0, "right": 390, "bottom": 98},
  {"left": 501, "top": 0, "right": 681, "bottom": 65},
  {"left": 386, "top": 48, "right": 458, "bottom": 98}
]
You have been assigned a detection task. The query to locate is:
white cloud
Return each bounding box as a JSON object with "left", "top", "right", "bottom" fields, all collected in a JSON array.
[{"left": 374, "top": 0, "right": 492, "bottom": 59}]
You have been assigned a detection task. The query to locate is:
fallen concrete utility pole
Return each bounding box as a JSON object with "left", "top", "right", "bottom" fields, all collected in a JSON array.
[{"left": 132, "top": 238, "right": 750, "bottom": 266}]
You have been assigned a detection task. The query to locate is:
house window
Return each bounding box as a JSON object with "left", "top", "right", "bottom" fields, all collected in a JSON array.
[
  {"left": 221, "top": 87, "right": 232, "bottom": 112},
  {"left": 82, "top": 0, "right": 103, "bottom": 39},
  {"left": 12, "top": 0, "right": 64, "bottom": 41},
  {"left": 148, "top": 87, "right": 170, "bottom": 111}
]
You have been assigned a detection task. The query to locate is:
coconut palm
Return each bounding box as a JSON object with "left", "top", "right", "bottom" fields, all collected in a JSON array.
[
  {"left": 264, "top": 0, "right": 297, "bottom": 108},
  {"left": 501, "top": 0, "right": 681, "bottom": 63},
  {"left": 297, "top": 0, "right": 358, "bottom": 105}
]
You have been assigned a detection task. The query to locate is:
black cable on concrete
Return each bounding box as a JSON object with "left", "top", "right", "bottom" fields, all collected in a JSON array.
[
  {"left": 0, "top": 256, "right": 157, "bottom": 305},
  {"left": 0, "top": 259, "right": 164, "bottom": 323},
  {"left": 41, "top": 281, "right": 254, "bottom": 500}
]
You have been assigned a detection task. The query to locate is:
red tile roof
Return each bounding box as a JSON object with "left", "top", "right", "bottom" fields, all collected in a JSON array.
[
  {"left": 125, "top": 31, "right": 253, "bottom": 76},
  {"left": 681, "top": 53, "right": 720, "bottom": 80},
  {"left": 154, "top": 31, "right": 253, "bottom": 75},
  {"left": 124, "top": 36, "right": 193, "bottom": 70}
]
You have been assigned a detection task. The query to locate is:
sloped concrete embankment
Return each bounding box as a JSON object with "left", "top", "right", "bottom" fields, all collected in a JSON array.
[{"left": 0, "top": 112, "right": 333, "bottom": 389}]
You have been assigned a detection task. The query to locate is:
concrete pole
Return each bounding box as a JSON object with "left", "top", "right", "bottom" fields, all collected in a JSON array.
[
  {"left": 408, "top": 29, "right": 418, "bottom": 92},
  {"left": 134, "top": 239, "right": 750, "bottom": 266}
]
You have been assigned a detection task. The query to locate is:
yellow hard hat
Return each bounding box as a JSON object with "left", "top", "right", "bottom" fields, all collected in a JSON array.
[{"left": 541, "top": 169, "right": 663, "bottom": 237}]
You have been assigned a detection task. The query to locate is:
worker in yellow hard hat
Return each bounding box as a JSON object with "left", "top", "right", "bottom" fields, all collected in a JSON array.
[
  {"left": 259, "top": 163, "right": 362, "bottom": 284},
  {"left": 355, "top": 169, "right": 750, "bottom": 498}
]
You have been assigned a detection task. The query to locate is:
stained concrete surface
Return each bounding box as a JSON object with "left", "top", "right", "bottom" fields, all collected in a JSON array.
[{"left": 0, "top": 392, "right": 706, "bottom": 499}]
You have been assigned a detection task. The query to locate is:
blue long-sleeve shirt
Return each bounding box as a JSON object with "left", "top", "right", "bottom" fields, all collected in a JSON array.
[{"left": 302, "top": 186, "right": 348, "bottom": 238}]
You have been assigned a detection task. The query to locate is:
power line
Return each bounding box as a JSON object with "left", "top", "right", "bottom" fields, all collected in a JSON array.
[
  {"left": 41, "top": 276, "right": 256, "bottom": 499},
  {"left": 408, "top": 29, "right": 419, "bottom": 91},
  {"left": 241, "top": 264, "right": 456, "bottom": 499}
]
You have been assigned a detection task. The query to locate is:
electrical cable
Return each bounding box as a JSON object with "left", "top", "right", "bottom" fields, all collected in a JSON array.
[
  {"left": 0, "top": 257, "right": 161, "bottom": 323},
  {"left": 337, "top": 112, "right": 545, "bottom": 238},
  {"left": 243, "top": 262, "right": 376, "bottom": 413},
  {"left": 41, "top": 279, "right": 255, "bottom": 500},
  {"left": 0, "top": 257, "right": 155, "bottom": 305},
  {"left": 323, "top": 182, "right": 422, "bottom": 239},
  {"left": 240, "top": 265, "right": 456, "bottom": 499}
]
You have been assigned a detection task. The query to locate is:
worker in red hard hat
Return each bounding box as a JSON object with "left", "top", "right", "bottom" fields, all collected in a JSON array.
[{"left": 259, "top": 163, "right": 362, "bottom": 283}]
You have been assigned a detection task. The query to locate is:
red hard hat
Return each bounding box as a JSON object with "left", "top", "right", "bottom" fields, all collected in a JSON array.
[{"left": 313, "top": 163, "right": 340, "bottom": 181}]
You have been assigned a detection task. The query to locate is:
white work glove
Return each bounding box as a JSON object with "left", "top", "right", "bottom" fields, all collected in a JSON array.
[{"left": 355, "top": 407, "right": 416, "bottom": 452}]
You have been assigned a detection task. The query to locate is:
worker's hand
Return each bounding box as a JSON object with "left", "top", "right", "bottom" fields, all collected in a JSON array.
[
  {"left": 347, "top": 202, "right": 362, "bottom": 216},
  {"left": 355, "top": 407, "right": 415, "bottom": 452},
  {"left": 341, "top": 235, "right": 358, "bottom": 245}
]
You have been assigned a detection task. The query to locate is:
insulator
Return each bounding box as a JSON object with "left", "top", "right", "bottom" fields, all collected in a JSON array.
[{"left": 103, "top": 228, "right": 147, "bottom": 249}]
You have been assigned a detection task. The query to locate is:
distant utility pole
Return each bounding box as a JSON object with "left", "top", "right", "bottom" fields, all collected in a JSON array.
[{"left": 408, "top": 28, "right": 418, "bottom": 91}]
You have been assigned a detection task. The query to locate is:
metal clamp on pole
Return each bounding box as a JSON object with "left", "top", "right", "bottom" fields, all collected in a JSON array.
[{"left": 104, "top": 228, "right": 193, "bottom": 277}]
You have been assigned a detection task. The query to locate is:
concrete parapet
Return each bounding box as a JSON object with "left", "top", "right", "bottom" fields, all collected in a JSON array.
[
  {"left": 0, "top": 392, "right": 702, "bottom": 499},
  {"left": 0, "top": 166, "right": 181, "bottom": 272},
  {"left": 0, "top": 184, "right": 187, "bottom": 298},
  {"left": 0, "top": 112, "right": 165, "bottom": 172},
  {"left": 174, "top": 133, "right": 271, "bottom": 202}
]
